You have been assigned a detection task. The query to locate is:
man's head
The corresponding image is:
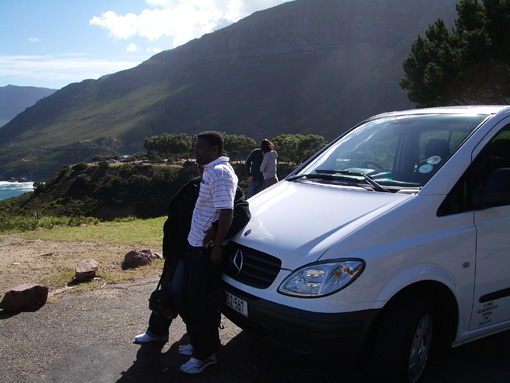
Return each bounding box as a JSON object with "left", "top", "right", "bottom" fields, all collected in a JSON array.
[{"left": 194, "top": 131, "right": 224, "bottom": 165}]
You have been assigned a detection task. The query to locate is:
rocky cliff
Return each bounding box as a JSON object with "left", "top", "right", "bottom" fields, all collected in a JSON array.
[{"left": 0, "top": 0, "right": 459, "bottom": 180}]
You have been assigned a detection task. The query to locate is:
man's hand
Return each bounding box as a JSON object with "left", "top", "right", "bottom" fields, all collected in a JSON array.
[
  {"left": 248, "top": 176, "right": 254, "bottom": 184},
  {"left": 209, "top": 209, "right": 233, "bottom": 264},
  {"left": 202, "top": 227, "right": 217, "bottom": 248}
]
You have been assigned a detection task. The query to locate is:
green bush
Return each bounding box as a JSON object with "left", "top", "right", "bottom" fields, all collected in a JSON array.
[
  {"left": 72, "top": 162, "right": 88, "bottom": 173},
  {"left": 0, "top": 213, "right": 99, "bottom": 233}
]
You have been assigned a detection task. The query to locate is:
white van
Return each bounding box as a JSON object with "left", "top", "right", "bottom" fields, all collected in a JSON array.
[{"left": 221, "top": 106, "right": 510, "bottom": 383}]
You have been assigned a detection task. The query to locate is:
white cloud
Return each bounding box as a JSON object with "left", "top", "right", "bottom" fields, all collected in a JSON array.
[
  {"left": 126, "top": 43, "right": 138, "bottom": 52},
  {"left": 145, "top": 0, "right": 289, "bottom": 16},
  {"left": 90, "top": 7, "right": 225, "bottom": 46},
  {"left": 148, "top": 47, "right": 163, "bottom": 54},
  {"left": 28, "top": 37, "right": 40, "bottom": 43},
  {"left": 0, "top": 54, "right": 142, "bottom": 88},
  {"left": 90, "top": 0, "right": 292, "bottom": 48}
]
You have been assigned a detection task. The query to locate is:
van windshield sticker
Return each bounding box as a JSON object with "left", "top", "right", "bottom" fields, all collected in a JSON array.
[
  {"left": 427, "top": 156, "right": 442, "bottom": 165},
  {"left": 419, "top": 164, "right": 433, "bottom": 174}
]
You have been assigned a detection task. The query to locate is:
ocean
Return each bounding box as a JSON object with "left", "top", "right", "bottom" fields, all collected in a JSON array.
[{"left": 0, "top": 181, "right": 35, "bottom": 201}]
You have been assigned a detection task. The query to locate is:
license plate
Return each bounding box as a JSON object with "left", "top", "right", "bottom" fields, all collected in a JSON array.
[{"left": 225, "top": 291, "right": 248, "bottom": 317}]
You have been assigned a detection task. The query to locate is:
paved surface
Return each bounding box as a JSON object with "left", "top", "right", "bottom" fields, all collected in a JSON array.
[{"left": 1, "top": 275, "right": 510, "bottom": 383}]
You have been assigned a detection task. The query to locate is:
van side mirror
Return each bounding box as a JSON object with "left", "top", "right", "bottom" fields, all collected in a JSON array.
[{"left": 473, "top": 168, "right": 510, "bottom": 209}]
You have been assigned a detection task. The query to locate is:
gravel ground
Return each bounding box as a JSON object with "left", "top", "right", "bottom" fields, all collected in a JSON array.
[
  {"left": 0, "top": 234, "right": 128, "bottom": 295},
  {"left": 2, "top": 274, "right": 510, "bottom": 382}
]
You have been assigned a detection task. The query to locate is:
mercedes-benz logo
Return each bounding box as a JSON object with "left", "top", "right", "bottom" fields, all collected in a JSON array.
[{"left": 231, "top": 249, "right": 244, "bottom": 277}]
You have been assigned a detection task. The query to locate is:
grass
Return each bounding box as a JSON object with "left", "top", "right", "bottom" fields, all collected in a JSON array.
[
  {"left": 0, "top": 214, "right": 101, "bottom": 233},
  {"left": 40, "top": 259, "right": 166, "bottom": 297},
  {"left": 21, "top": 217, "right": 165, "bottom": 246},
  {"left": 1, "top": 217, "right": 167, "bottom": 298}
]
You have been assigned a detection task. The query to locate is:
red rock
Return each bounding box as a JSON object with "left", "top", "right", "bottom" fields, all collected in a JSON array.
[
  {"left": 75, "top": 259, "right": 99, "bottom": 282},
  {"left": 124, "top": 249, "right": 157, "bottom": 269},
  {"left": 0, "top": 283, "right": 49, "bottom": 311}
]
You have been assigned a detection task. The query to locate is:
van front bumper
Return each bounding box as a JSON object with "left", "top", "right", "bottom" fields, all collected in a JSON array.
[{"left": 220, "top": 283, "right": 380, "bottom": 356}]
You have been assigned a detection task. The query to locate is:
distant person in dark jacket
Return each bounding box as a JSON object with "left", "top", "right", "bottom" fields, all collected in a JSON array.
[
  {"left": 134, "top": 162, "right": 250, "bottom": 366},
  {"left": 245, "top": 145, "right": 265, "bottom": 198}
]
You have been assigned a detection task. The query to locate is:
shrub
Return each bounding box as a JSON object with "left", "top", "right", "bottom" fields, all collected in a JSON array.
[{"left": 73, "top": 162, "right": 88, "bottom": 173}]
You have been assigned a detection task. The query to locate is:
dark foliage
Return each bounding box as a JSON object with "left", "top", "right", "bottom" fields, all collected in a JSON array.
[
  {"left": 0, "top": 162, "right": 199, "bottom": 220},
  {"left": 400, "top": 0, "right": 510, "bottom": 106},
  {"left": 0, "top": 160, "right": 298, "bottom": 221}
]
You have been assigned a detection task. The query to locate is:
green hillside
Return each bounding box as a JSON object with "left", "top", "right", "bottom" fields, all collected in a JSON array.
[
  {"left": 0, "top": 85, "right": 57, "bottom": 127},
  {"left": 0, "top": 162, "right": 197, "bottom": 220},
  {"left": 0, "top": 0, "right": 459, "bottom": 181},
  {"left": 0, "top": 159, "right": 298, "bottom": 222}
]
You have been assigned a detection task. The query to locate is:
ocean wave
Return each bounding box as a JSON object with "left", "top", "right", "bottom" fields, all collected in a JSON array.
[
  {"left": 0, "top": 181, "right": 34, "bottom": 190},
  {"left": 0, "top": 182, "right": 35, "bottom": 200}
]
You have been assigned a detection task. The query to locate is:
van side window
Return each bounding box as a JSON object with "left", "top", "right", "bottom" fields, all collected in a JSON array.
[
  {"left": 437, "top": 171, "right": 471, "bottom": 216},
  {"left": 438, "top": 124, "right": 510, "bottom": 216}
]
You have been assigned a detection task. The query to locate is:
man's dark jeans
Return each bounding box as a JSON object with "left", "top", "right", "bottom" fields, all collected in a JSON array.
[
  {"left": 184, "top": 245, "right": 221, "bottom": 360},
  {"left": 146, "top": 246, "right": 221, "bottom": 360},
  {"left": 247, "top": 177, "right": 265, "bottom": 198}
]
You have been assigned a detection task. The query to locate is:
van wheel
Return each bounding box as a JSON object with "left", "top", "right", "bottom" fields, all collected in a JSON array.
[{"left": 367, "top": 295, "right": 434, "bottom": 383}]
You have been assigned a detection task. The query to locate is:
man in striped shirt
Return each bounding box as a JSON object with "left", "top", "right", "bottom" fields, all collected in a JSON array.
[{"left": 180, "top": 131, "right": 238, "bottom": 374}]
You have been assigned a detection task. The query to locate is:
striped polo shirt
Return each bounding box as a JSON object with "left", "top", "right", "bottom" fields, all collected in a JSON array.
[{"left": 187, "top": 156, "right": 238, "bottom": 247}]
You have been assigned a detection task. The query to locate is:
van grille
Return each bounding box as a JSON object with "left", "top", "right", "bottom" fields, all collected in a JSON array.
[{"left": 223, "top": 243, "right": 281, "bottom": 289}]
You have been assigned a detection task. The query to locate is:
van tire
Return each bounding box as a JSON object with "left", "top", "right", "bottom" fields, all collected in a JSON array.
[{"left": 367, "top": 294, "right": 434, "bottom": 383}]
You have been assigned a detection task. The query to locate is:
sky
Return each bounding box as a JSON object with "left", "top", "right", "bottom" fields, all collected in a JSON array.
[{"left": 0, "top": 0, "right": 293, "bottom": 90}]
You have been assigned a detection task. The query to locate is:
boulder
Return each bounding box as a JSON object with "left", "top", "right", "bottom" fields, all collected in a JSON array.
[
  {"left": 0, "top": 283, "right": 49, "bottom": 311},
  {"left": 123, "top": 249, "right": 159, "bottom": 269},
  {"left": 75, "top": 259, "right": 99, "bottom": 282}
]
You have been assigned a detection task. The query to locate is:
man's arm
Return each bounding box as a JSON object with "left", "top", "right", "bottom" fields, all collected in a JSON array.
[
  {"left": 207, "top": 208, "right": 233, "bottom": 264},
  {"left": 209, "top": 187, "right": 250, "bottom": 238},
  {"left": 245, "top": 151, "right": 254, "bottom": 176}
]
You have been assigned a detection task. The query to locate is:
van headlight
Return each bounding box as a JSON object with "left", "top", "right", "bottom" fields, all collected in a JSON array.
[{"left": 278, "top": 260, "right": 365, "bottom": 297}]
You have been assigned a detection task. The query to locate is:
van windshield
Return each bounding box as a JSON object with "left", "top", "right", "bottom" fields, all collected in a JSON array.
[{"left": 299, "top": 114, "right": 487, "bottom": 190}]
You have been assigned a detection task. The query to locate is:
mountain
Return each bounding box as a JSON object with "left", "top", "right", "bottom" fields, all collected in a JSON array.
[
  {"left": 0, "top": 0, "right": 460, "bottom": 181},
  {"left": 0, "top": 85, "right": 57, "bottom": 127}
]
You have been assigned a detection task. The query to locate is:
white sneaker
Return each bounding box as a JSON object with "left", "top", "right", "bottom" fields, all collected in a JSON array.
[
  {"left": 133, "top": 332, "right": 168, "bottom": 344},
  {"left": 180, "top": 354, "right": 217, "bottom": 374},
  {"left": 178, "top": 344, "right": 194, "bottom": 356}
]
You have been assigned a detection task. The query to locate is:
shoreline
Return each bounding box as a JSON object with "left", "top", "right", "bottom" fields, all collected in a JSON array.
[{"left": 0, "top": 181, "right": 35, "bottom": 201}]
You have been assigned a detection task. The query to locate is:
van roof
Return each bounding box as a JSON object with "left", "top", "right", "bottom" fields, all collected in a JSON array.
[{"left": 370, "top": 106, "right": 510, "bottom": 120}]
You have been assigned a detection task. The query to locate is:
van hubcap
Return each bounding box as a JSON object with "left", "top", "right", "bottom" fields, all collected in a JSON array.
[{"left": 408, "top": 313, "right": 433, "bottom": 383}]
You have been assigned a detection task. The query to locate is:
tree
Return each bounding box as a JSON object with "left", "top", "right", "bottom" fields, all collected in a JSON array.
[
  {"left": 223, "top": 134, "right": 257, "bottom": 161},
  {"left": 272, "top": 134, "right": 326, "bottom": 164},
  {"left": 144, "top": 133, "right": 192, "bottom": 161},
  {"left": 165, "top": 133, "right": 193, "bottom": 161},
  {"left": 400, "top": 0, "right": 510, "bottom": 106},
  {"left": 297, "top": 134, "right": 327, "bottom": 163},
  {"left": 272, "top": 134, "right": 300, "bottom": 163},
  {"left": 142, "top": 132, "right": 326, "bottom": 165}
]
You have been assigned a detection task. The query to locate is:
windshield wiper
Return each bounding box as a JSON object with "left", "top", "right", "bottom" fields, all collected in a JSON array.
[
  {"left": 315, "top": 170, "right": 391, "bottom": 192},
  {"left": 288, "top": 170, "right": 390, "bottom": 192},
  {"left": 287, "top": 173, "right": 340, "bottom": 181}
]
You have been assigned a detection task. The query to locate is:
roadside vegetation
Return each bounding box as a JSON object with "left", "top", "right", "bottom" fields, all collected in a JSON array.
[
  {"left": 0, "top": 132, "right": 323, "bottom": 297},
  {"left": 0, "top": 214, "right": 100, "bottom": 233},
  {"left": 0, "top": 132, "right": 322, "bottom": 226}
]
